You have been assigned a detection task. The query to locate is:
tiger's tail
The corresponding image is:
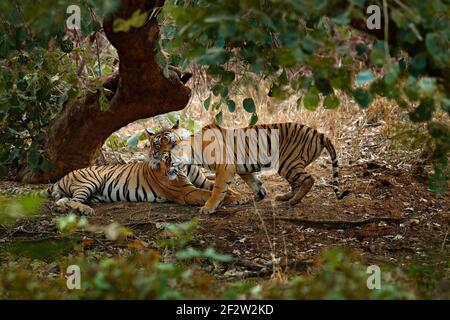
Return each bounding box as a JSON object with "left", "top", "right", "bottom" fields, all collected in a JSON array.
[{"left": 322, "top": 136, "right": 350, "bottom": 200}]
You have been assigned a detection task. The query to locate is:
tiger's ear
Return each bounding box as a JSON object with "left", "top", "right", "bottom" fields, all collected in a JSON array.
[
  {"left": 144, "top": 128, "right": 155, "bottom": 140},
  {"left": 172, "top": 119, "right": 180, "bottom": 130}
]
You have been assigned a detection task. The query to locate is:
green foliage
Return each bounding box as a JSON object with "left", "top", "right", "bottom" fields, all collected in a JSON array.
[
  {"left": 161, "top": 0, "right": 450, "bottom": 191},
  {"left": 0, "top": 195, "right": 43, "bottom": 226},
  {"left": 0, "top": 0, "right": 119, "bottom": 175},
  {"left": 0, "top": 48, "right": 78, "bottom": 174},
  {"left": 352, "top": 88, "right": 372, "bottom": 109},
  {"left": 355, "top": 70, "right": 375, "bottom": 86},
  {"left": 242, "top": 98, "right": 256, "bottom": 113},
  {"left": 1, "top": 0, "right": 449, "bottom": 187},
  {"left": 176, "top": 246, "right": 232, "bottom": 262},
  {"left": 303, "top": 86, "right": 320, "bottom": 111},
  {"left": 113, "top": 9, "right": 149, "bottom": 32},
  {"left": 55, "top": 213, "right": 88, "bottom": 234},
  {"left": 126, "top": 131, "right": 147, "bottom": 148},
  {"left": 227, "top": 247, "right": 416, "bottom": 300},
  {"left": 0, "top": 1, "right": 118, "bottom": 58},
  {"left": 105, "top": 132, "right": 127, "bottom": 150},
  {"left": 282, "top": 248, "right": 414, "bottom": 299},
  {"left": 0, "top": 245, "right": 427, "bottom": 299},
  {"left": 8, "top": 237, "right": 77, "bottom": 261},
  {"left": 0, "top": 216, "right": 443, "bottom": 299},
  {"left": 158, "top": 219, "right": 199, "bottom": 251}
]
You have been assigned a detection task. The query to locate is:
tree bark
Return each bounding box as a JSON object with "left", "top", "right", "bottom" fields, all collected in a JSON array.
[{"left": 23, "top": 0, "right": 191, "bottom": 183}]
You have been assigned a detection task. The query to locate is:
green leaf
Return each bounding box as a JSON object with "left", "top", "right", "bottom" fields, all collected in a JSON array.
[
  {"left": 127, "top": 132, "right": 142, "bottom": 148},
  {"left": 249, "top": 113, "right": 258, "bottom": 126},
  {"left": 219, "top": 20, "right": 237, "bottom": 38},
  {"left": 441, "top": 98, "right": 450, "bottom": 114},
  {"left": 212, "top": 84, "right": 228, "bottom": 97},
  {"left": 215, "top": 111, "right": 223, "bottom": 125},
  {"left": 197, "top": 48, "right": 228, "bottom": 65},
  {"left": 391, "top": 9, "right": 406, "bottom": 27},
  {"left": 221, "top": 71, "right": 235, "bottom": 85},
  {"left": 303, "top": 87, "right": 320, "bottom": 111},
  {"left": 332, "top": 13, "right": 350, "bottom": 25},
  {"left": 418, "top": 77, "right": 437, "bottom": 97},
  {"left": 370, "top": 46, "right": 385, "bottom": 67},
  {"left": 163, "top": 65, "right": 170, "bottom": 78},
  {"left": 384, "top": 63, "right": 400, "bottom": 85},
  {"left": 330, "top": 70, "right": 351, "bottom": 90},
  {"left": 410, "top": 54, "right": 427, "bottom": 76},
  {"left": 355, "top": 70, "right": 374, "bottom": 86},
  {"left": 9, "top": 237, "right": 75, "bottom": 261},
  {"left": 98, "top": 88, "right": 110, "bottom": 112},
  {"left": 60, "top": 39, "right": 73, "bottom": 53},
  {"left": 202, "top": 247, "right": 232, "bottom": 262},
  {"left": 176, "top": 247, "right": 201, "bottom": 260},
  {"left": 275, "top": 48, "right": 296, "bottom": 68},
  {"left": 268, "top": 83, "right": 290, "bottom": 99},
  {"left": 356, "top": 44, "right": 368, "bottom": 56},
  {"left": 243, "top": 98, "right": 256, "bottom": 113},
  {"left": 323, "top": 95, "right": 340, "bottom": 109},
  {"left": 300, "top": 36, "right": 316, "bottom": 53},
  {"left": 315, "top": 78, "right": 333, "bottom": 95},
  {"left": 204, "top": 95, "right": 211, "bottom": 110},
  {"left": 404, "top": 77, "right": 420, "bottom": 101},
  {"left": 429, "top": 168, "right": 447, "bottom": 194},
  {"left": 352, "top": 89, "right": 372, "bottom": 108},
  {"left": 425, "top": 33, "right": 447, "bottom": 66},
  {"left": 409, "top": 100, "right": 434, "bottom": 122},
  {"left": 226, "top": 99, "right": 236, "bottom": 112},
  {"left": 113, "top": 9, "right": 149, "bottom": 32}
]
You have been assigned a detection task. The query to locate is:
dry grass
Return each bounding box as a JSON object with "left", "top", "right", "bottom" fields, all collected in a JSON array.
[{"left": 117, "top": 70, "right": 424, "bottom": 170}]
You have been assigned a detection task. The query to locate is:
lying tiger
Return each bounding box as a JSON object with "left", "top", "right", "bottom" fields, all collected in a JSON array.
[
  {"left": 49, "top": 129, "right": 246, "bottom": 215},
  {"left": 152, "top": 121, "right": 350, "bottom": 214}
]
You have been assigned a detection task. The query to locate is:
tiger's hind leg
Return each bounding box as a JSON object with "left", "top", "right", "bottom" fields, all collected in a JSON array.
[
  {"left": 275, "top": 190, "right": 295, "bottom": 201},
  {"left": 288, "top": 173, "right": 314, "bottom": 206}
]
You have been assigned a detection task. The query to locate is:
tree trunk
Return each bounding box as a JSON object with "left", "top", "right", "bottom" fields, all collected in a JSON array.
[{"left": 23, "top": 0, "right": 191, "bottom": 183}]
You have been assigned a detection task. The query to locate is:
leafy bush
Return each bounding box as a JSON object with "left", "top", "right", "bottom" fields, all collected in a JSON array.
[
  {"left": 0, "top": 48, "right": 80, "bottom": 175},
  {"left": 0, "top": 245, "right": 422, "bottom": 299},
  {"left": 160, "top": 0, "right": 450, "bottom": 191},
  {"left": 0, "top": 0, "right": 118, "bottom": 175},
  {"left": 0, "top": 212, "right": 424, "bottom": 299}
]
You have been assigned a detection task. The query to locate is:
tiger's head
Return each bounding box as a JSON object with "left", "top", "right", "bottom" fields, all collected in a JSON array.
[{"left": 145, "top": 121, "right": 186, "bottom": 180}]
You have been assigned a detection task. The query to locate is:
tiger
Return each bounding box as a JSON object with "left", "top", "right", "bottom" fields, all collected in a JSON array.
[
  {"left": 48, "top": 127, "right": 246, "bottom": 215},
  {"left": 152, "top": 121, "right": 350, "bottom": 214}
]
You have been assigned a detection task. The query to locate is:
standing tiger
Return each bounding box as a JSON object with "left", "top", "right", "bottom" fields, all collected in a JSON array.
[
  {"left": 49, "top": 128, "right": 246, "bottom": 215},
  {"left": 153, "top": 121, "right": 350, "bottom": 214}
]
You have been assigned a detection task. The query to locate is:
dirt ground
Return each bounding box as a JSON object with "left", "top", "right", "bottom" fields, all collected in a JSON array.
[
  {"left": 1, "top": 113, "right": 449, "bottom": 294},
  {"left": 1, "top": 158, "right": 449, "bottom": 285}
]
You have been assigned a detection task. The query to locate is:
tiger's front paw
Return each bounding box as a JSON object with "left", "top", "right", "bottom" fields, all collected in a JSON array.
[
  {"left": 55, "top": 198, "right": 95, "bottom": 216},
  {"left": 77, "top": 205, "right": 96, "bottom": 216},
  {"left": 199, "top": 205, "right": 217, "bottom": 214}
]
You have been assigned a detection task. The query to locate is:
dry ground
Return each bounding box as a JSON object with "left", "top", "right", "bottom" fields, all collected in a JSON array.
[
  {"left": 1, "top": 156, "right": 448, "bottom": 287},
  {"left": 0, "top": 96, "right": 448, "bottom": 296}
]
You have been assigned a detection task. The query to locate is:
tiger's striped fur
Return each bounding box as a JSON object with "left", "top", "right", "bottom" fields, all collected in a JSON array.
[
  {"left": 154, "top": 122, "right": 349, "bottom": 214},
  {"left": 46, "top": 127, "right": 245, "bottom": 215}
]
